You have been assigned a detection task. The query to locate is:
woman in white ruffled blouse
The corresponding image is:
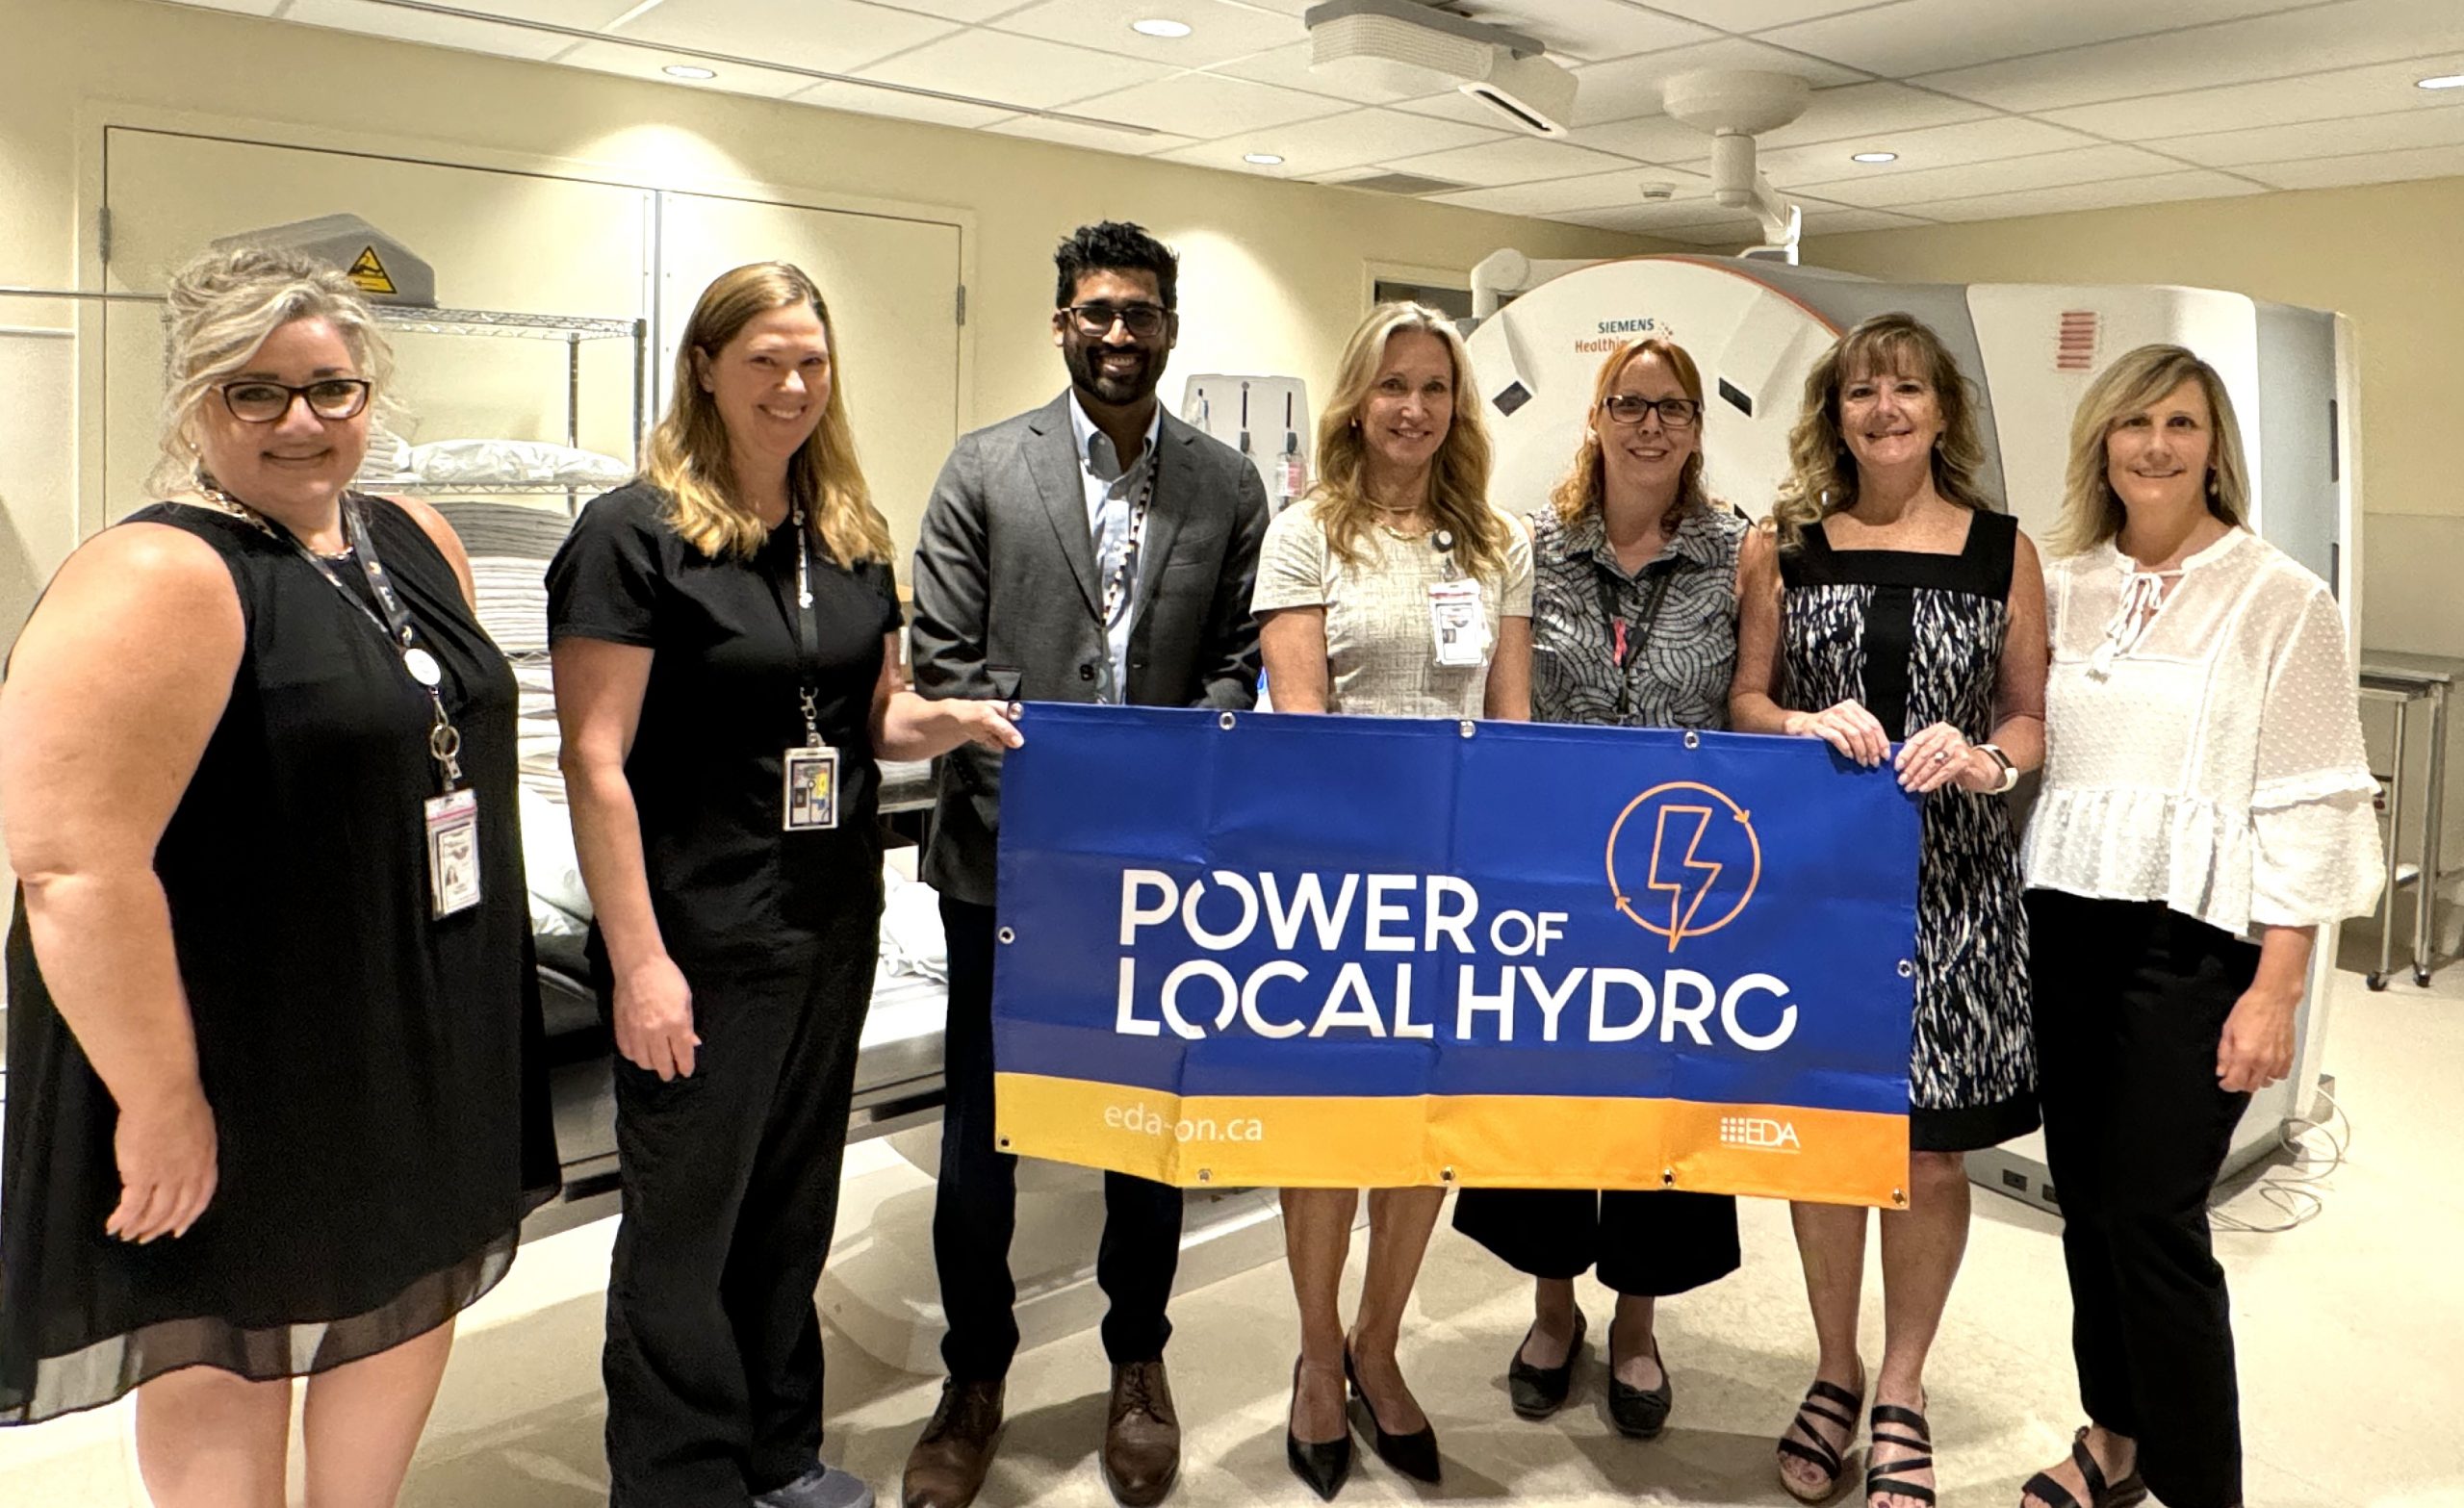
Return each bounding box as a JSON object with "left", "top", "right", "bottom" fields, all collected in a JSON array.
[{"left": 2017, "top": 345, "right": 2381, "bottom": 1508}]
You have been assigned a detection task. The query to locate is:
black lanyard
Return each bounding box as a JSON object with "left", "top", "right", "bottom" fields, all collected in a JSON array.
[
  {"left": 202, "top": 488, "right": 465, "bottom": 790},
  {"left": 771, "top": 507, "right": 828, "bottom": 748},
  {"left": 1595, "top": 558, "right": 1678, "bottom": 721}
]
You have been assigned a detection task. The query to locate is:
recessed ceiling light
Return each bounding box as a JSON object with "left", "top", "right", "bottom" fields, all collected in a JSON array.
[
  {"left": 2418, "top": 72, "right": 2464, "bottom": 89},
  {"left": 1851, "top": 150, "right": 1898, "bottom": 164},
  {"left": 1132, "top": 18, "right": 1194, "bottom": 38},
  {"left": 1244, "top": 152, "right": 1285, "bottom": 166},
  {"left": 663, "top": 64, "right": 717, "bottom": 79}
]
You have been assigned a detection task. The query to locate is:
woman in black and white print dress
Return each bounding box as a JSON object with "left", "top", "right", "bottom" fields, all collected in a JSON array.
[{"left": 1732, "top": 313, "right": 2049, "bottom": 1508}]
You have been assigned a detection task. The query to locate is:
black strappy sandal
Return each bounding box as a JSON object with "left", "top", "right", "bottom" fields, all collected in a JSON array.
[
  {"left": 1866, "top": 1400, "right": 1937, "bottom": 1507},
  {"left": 2020, "top": 1426, "right": 2149, "bottom": 1508},
  {"left": 1776, "top": 1373, "right": 1864, "bottom": 1503}
]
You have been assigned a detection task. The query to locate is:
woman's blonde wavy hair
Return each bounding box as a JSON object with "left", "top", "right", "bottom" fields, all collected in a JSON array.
[
  {"left": 1306, "top": 301, "right": 1510, "bottom": 585},
  {"left": 645, "top": 262, "right": 890, "bottom": 566},
  {"left": 2052, "top": 343, "right": 2249, "bottom": 557},
  {"left": 1770, "top": 312, "right": 1993, "bottom": 547},
  {"left": 1550, "top": 336, "right": 1712, "bottom": 530},
  {"left": 146, "top": 244, "right": 397, "bottom": 497}
]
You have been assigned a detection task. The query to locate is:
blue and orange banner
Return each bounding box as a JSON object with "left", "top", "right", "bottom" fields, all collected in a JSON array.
[{"left": 991, "top": 705, "right": 1921, "bottom": 1207}]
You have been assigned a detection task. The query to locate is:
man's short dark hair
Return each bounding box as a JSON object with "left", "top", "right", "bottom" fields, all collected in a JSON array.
[{"left": 1055, "top": 220, "right": 1179, "bottom": 314}]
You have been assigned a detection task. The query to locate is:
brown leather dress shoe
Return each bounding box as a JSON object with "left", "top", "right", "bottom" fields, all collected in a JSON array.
[
  {"left": 1102, "top": 1360, "right": 1181, "bottom": 1506},
  {"left": 903, "top": 1378, "right": 1004, "bottom": 1508}
]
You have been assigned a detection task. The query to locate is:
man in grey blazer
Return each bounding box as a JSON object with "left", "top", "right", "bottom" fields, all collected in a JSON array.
[{"left": 904, "top": 222, "right": 1269, "bottom": 1508}]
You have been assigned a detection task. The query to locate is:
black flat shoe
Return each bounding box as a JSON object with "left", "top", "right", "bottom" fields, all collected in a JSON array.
[
  {"left": 2019, "top": 1426, "right": 2148, "bottom": 1508},
  {"left": 1505, "top": 1309, "right": 1586, "bottom": 1419},
  {"left": 1285, "top": 1357, "right": 1351, "bottom": 1501},
  {"left": 1606, "top": 1335, "right": 1674, "bottom": 1440},
  {"left": 1345, "top": 1347, "right": 1441, "bottom": 1484}
]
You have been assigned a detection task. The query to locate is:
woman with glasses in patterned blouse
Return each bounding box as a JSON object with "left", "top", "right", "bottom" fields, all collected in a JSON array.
[{"left": 1450, "top": 335, "right": 1746, "bottom": 1444}]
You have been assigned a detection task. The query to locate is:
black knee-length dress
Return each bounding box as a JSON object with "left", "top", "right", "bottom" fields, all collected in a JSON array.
[
  {"left": 1780, "top": 510, "right": 2036, "bottom": 1152},
  {"left": 0, "top": 496, "right": 560, "bottom": 1423}
]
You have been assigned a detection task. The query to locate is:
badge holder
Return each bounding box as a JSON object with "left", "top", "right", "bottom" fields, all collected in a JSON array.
[
  {"left": 1427, "top": 534, "right": 1489, "bottom": 668},
  {"left": 415, "top": 659, "right": 483, "bottom": 919},
  {"left": 783, "top": 688, "right": 840, "bottom": 831}
]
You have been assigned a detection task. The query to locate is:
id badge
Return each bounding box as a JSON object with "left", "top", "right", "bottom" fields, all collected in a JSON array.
[
  {"left": 1428, "top": 578, "right": 1489, "bottom": 668},
  {"left": 783, "top": 744, "right": 840, "bottom": 831},
  {"left": 423, "top": 789, "right": 482, "bottom": 918}
]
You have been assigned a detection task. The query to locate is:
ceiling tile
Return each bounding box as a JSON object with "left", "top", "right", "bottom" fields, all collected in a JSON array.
[
  {"left": 426, "top": 0, "right": 645, "bottom": 22},
  {"left": 609, "top": 0, "right": 958, "bottom": 76},
  {"left": 869, "top": 0, "right": 1045, "bottom": 19},
  {"left": 790, "top": 81, "right": 1019, "bottom": 128},
  {"left": 989, "top": 0, "right": 1303, "bottom": 68},
  {"left": 1555, "top": 38, "right": 1865, "bottom": 127},
  {"left": 1205, "top": 40, "right": 1371, "bottom": 100},
  {"left": 2156, "top": 103, "right": 2464, "bottom": 166},
  {"left": 554, "top": 38, "right": 817, "bottom": 96},
  {"left": 1442, "top": 0, "right": 1719, "bottom": 64},
  {"left": 1569, "top": 113, "right": 1724, "bottom": 163},
  {"left": 165, "top": 0, "right": 294, "bottom": 14},
  {"left": 1380, "top": 135, "right": 1638, "bottom": 188},
  {"left": 1745, "top": 115, "right": 2093, "bottom": 181},
  {"left": 1636, "top": 0, "right": 1896, "bottom": 31},
  {"left": 1755, "top": 80, "right": 1994, "bottom": 147},
  {"left": 1915, "top": 0, "right": 2464, "bottom": 114},
  {"left": 1429, "top": 166, "right": 1713, "bottom": 217},
  {"left": 2239, "top": 141, "right": 2464, "bottom": 190},
  {"left": 1893, "top": 168, "right": 2264, "bottom": 221},
  {"left": 1758, "top": 0, "right": 2309, "bottom": 79},
  {"left": 1799, "top": 205, "right": 1935, "bottom": 234},
  {"left": 2038, "top": 56, "right": 2464, "bottom": 141},
  {"left": 277, "top": 0, "right": 581, "bottom": 60},
  {"left": 854, "top": 30, "right": 1178, "bottom": 111},
  {"left": 1060, "top": 69, "right": 1351, "bottom": 137},
  {"left": 984, "top": 114, "right": 1198, "bottom": 155},
  {"left": 1785, "top": 142, "right": 2184, "bottom": 204},
  {"left": 1152, "top": 108, "right": 1505, "bottom": 177}
]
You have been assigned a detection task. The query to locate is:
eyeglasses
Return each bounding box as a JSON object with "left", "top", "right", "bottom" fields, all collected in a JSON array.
[
  {"left": 1064, "top": 302, "right": 1169, "bottom": 340},
  {"left": 1602, "top": 395, "right": 1701, "bottom": 429},
  {"left": 218, "top": 378, "right": 372, "bottom": 423}
]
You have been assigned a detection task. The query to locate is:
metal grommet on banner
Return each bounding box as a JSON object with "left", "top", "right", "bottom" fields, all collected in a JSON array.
[
  {"left": 1682, "top": 730, "right": 1701, "bottom": 750},
  {"left": 1891, "top": 1187, "right": 1908, "bottom": 1208},
  {"left": 1459, "top": 720, "right": 1475, "bottom": 738},
  {"left": 1896, "top": 959, "right": 1913, "bottom": 978},
  {"left": 1196, "top": 1168, "right": 1213, "bottom": 1184},
  {"left": 998, "top": 927, "right": 1016, "bottom": 945},
  {"left": 1219, "top": 710, "right": 1237, "bottom": 730},
  {"left": 1660, "top": 1168, "right": 1677, "bottom": 1189},
  {"left": 1440, "top": 1166, "right": 1455, "bottom": 1184},
  {"left": 997, "top": 1136, "right": 1013, "bottom": 1150}
]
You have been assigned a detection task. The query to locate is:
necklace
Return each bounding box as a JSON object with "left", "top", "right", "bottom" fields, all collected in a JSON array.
[{"left": 195, "top": 483, "right": 352, "bottom": 558}]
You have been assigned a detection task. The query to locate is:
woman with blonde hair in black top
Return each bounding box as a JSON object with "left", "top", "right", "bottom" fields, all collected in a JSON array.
[{"left": 551, "top": 262, "right": 1015, "bottom": 1508}]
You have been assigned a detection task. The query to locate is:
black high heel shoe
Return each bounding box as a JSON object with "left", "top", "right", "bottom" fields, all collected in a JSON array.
[
  {"left": 1344, "top": 1347, "right": 1442, "bottom": 1484},
  {"left": 1286, "top": 1357, "right": 1351, "bottom": 1501}
]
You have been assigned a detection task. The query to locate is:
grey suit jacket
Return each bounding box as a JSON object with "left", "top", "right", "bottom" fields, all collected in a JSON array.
[{"left": 911, "top": 391, "right": 1270, "bottom": 905}]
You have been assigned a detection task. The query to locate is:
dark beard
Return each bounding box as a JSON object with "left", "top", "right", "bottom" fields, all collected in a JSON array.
[{"left": 1065, "top": 342, "right": 1162, "bottom": 407}]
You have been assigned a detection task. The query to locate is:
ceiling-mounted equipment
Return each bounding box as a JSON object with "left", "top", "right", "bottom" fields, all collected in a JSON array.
[
  {"left": 209, "top": 213, "right": 438, "bottom": 307},
  {"left": 1660, "top": 69, "right": 1813, "bottom": 263},
  {"left": 1304, "top": 0, "right": 1578, "bottom": 138}
]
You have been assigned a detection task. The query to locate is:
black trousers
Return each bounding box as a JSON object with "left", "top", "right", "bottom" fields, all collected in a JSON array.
[
  {"left": 935, "top": 896, "right": 1182, "bottom": 1382},
  {"left": 599, "top": 918, "right": 875, "bottom": 1508},
  {"left": 2030, "top": 889, "right": 2259, "bottom": 1508},
  {"left": 1451, "top": 1187, "right": 1740, "bottom": 1297}
]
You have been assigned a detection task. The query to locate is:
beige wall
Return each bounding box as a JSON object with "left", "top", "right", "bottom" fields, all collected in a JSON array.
[
  {"left": 1802, "top": 177, "right": 2464, "bottom": 659},
  {"left": 0, "top": 0, "right": 1652, "bottom": 481}
]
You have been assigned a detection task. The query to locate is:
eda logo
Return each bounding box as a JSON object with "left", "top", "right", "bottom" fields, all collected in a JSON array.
[
  {"left": 1720, "top": 1115, "right": 1801, "bottom": 1152},
  {"left": 1604, "top": 780, "right": 1762, "bottom": 952}
]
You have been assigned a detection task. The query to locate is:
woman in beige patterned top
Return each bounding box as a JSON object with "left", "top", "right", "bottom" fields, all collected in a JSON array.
[{"left": 1255, "top": 302, "right": 1530, "bottom": 1498}]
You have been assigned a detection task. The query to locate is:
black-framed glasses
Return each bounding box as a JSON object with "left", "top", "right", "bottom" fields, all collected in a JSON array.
[
  {"left": 1603, "top": 395, "right": 1701, "bottom": 429},
  {"left": 1064, "top": 302, "right": 1168, "bottom": 339},
  {"left": 218, "top": 377, "right": 372, "bottom": 423}
]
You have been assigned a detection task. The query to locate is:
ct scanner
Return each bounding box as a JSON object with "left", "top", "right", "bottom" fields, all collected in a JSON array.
[{"left": 1463, "top": 252, "right": 2364, "bottom": 1198}]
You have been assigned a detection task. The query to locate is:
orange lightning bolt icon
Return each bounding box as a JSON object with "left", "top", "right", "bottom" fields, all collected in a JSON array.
[{"left": 1644, "top": 805, "right": 1724, "bottom": 952}]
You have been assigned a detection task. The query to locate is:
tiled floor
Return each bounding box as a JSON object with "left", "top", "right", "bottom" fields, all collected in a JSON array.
[{"left": 4, "top": 958, "right": 2459, "bottom": 1507}]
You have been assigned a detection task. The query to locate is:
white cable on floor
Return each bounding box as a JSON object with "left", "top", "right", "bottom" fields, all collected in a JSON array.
[{"left": 2211, "top": 1083, "right": 2350, "bottom": 1235}]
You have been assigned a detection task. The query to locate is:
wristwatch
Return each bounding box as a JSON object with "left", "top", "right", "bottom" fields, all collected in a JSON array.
[{"left": 1976, "top": 742, "right": 2019, "bottom": 794}]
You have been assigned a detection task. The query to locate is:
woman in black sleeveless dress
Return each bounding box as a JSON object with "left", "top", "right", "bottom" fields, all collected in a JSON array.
[
  {"left": 1732, "top": 314, "right": 2047, "bottom": 1508},
  {"left": 0, "top": 246, "right": 555, "bottom": 1502}
]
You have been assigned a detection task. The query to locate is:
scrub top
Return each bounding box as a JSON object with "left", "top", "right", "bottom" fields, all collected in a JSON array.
[{"left": 547, "top": 482, "right": 901, "bottom": 984}]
